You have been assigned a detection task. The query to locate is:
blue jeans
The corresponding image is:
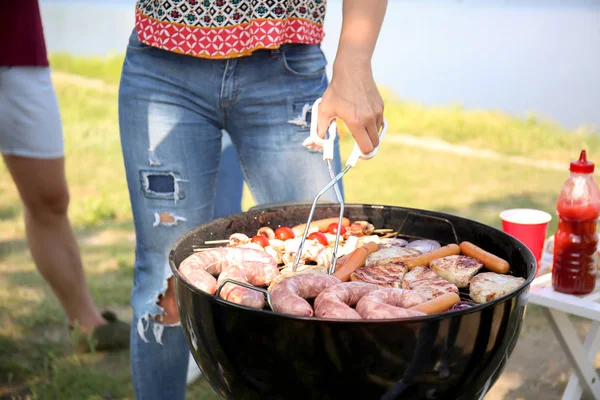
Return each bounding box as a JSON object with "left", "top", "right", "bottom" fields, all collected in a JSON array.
[
  {"left": 213, "top": 130, "right": 244, "bottom": 219},
  {"left": 118, "top": 30, "right": 343, "bottom": 400}
]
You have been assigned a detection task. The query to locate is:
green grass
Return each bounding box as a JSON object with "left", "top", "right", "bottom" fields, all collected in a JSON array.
[
  {"left": 0, "top": 54, "right": 591, "bottom": 398},
  {"left": 49, "top": 53, "right": 125, "bottom": 86},
  {"left": 48, "top": 53, "right": 600, "bottom": 164}
]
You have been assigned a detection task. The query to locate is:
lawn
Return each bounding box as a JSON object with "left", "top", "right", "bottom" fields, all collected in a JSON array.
[{"left": 0, "top": 55, "right": 595, "bottom": 399}]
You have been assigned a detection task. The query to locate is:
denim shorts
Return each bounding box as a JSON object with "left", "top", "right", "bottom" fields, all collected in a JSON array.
[{"left": 0, "top": 67, "right": 64, "bottom": 158}]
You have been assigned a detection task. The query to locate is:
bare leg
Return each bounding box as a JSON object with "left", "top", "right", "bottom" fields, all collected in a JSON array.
[{"left": 3, "top": 155, "right": 105, "bottom": 331}]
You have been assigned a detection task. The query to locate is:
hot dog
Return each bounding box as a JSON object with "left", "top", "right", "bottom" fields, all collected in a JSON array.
[
  {"left": 459, "top": 241, "right": 510, "bottom": 274},
  {"left": 332, "top": 242, "right": 380, "bottom": 282},
  {"left": 404, "top": 243, "right": 461, "bottom": 270},
  {"left": 292, "top": 217, "right": 351, "bottom": 237},
  {"left": 408, "top": 292, "right": 461, "bottom": 315},
  {"left": 334, "top": 241, "right": 380, "bottom": 271}
]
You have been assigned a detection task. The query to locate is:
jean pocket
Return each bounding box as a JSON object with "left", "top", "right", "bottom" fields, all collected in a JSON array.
[{"left": 280, "top": 44, "right": 327, "bottom": 77}]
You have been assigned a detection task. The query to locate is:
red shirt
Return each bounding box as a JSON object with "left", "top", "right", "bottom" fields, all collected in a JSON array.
[
  {"left": 0, "top": 0, "right": 49, "bottom": 67},
  {"left": 136, "top": 0, "right": 326, "bottom": 59}
]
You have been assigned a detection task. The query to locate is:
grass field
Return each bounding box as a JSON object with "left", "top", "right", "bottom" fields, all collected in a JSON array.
[{"left": 0, "top": 54, "right": 597, "bottom": 399}]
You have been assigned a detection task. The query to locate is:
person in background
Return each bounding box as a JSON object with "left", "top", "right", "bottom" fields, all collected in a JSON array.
[
  {"left": 118, "top": 0, "right": 387, "bottom": 398},
  {"left": 0, "top": 1, "right": 130, "bottom": 352}
]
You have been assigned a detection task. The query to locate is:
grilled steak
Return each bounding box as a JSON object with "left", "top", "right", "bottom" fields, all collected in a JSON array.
[
  {"left": 469, "top": 272, "right": 526, "bottom": 304},
  {"left": 350, "top": 262, "right": 407, "bottom": 288},
  {"left": 403, "top": 265, "right": 438, "bottom": 284},
  {"left": 365, "top": 246, "right": 420, "bottom": 267},
  {"left": 430, "top": 255, "right": 483, "bottom": 289},
  {"left": 402, "top": 266, "right": 459, "bottom": 300}
]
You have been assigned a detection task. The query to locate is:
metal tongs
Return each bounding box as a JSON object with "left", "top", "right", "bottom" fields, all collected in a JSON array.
[{"left": 292, "top": 98, "right": 388, "bottom": 275}]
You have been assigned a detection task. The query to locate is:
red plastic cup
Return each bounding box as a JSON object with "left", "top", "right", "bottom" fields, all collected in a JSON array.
[{"left": 499, "top": 208, "right": 552, "bottom": 275}]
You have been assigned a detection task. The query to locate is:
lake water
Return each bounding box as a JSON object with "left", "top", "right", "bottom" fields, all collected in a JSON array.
[{"left": 39, "top": 0, "right": 600, "bottom": 130}]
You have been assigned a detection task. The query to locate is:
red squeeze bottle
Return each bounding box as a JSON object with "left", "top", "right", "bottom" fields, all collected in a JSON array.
[{"left": 552, "top": 150, "right": 600, "bottom": 294}]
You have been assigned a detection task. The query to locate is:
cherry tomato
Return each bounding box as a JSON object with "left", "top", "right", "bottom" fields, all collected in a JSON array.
[
  {"left": 327, "top": 223, "right": 346, "bottom": 235},
  {"left": 274, "top": 226, "right": 295, "bottom": 241},
  {"left": 250, "top": 235, "right": 269, "bottom": 247},
  {"left": 307, "top": 231, "right": 328, "bottom": 246}
]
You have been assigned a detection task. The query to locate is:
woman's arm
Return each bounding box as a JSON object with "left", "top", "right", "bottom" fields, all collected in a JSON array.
[{"left": 318, "top": 0, "right": 388, "bottom": 154}]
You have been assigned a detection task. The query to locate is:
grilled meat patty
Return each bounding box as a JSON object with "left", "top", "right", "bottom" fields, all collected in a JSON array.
[
  {"left": 350, "top": 262, "right": 407, "bottom": 288},
  {"left": 469, "top": 272, "right": 526, "bottom": 304},
  {"left": 402, "top": 266, "right": 459, "bottom": 300},
  {"left": 365, "top": 246, "right": 420, "bottom": 267},
  {"left": 430, "top": 255, "right": 483, "bottom": 289}
]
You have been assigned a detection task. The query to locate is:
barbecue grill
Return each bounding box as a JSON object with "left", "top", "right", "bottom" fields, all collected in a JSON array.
[{"left": 169, "top": 203, "right": 535, "bottom": 400}]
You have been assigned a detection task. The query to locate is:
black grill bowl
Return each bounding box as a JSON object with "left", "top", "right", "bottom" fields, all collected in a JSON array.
[{"left": 169, "top": 204, "right": 536, "bottom": 400}]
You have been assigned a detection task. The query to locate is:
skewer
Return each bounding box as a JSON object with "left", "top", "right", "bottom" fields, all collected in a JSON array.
[
  {"left": 193, "top": 247, "right": 219, "bottom": 252},
  {"left": 203, "top": 239, "right": 230, "bottom": 245},
  {"left": 374, "top": 228, "right": 394, "bottom": 234},
  {"left": 380, "top": 232, "right": 399, "bottom": 238}
]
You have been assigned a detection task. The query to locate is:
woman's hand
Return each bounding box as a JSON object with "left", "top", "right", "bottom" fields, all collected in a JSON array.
[
  {"left": 316, "top": 0, "right": 388, "bottom": 155},
  {"left": 317, "top": 58, "right": 384, "bottom": 154}
]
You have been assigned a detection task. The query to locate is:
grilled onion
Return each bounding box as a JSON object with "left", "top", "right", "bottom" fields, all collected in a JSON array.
[
  {"left": 406, "top": 239, "right": 441, "bottom": 253},
  {"left": 450, "top": 300, "right": 477, "bottom": 311}
]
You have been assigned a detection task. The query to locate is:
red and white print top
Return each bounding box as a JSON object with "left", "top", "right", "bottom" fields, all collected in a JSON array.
[{"left": 135, "top": 0, "right": 327, "bottom": 59}]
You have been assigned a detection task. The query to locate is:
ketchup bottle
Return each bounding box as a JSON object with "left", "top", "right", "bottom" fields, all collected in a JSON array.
[{"left": 552, "top": 150, "right": 600, "bottom": 294}]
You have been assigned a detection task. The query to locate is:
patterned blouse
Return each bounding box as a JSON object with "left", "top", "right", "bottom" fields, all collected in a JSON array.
[{"left": 135, "top": 0, "right": 327, "bottom": 59}]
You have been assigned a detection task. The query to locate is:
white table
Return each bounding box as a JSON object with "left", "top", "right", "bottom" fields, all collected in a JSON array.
[{"left": 528, "top": 272, "right": 600, "bottom": 399}]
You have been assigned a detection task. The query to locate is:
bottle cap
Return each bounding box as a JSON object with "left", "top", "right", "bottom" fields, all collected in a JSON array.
[{"left": 570, "top": 150, "right": 594, "bottom": 174}]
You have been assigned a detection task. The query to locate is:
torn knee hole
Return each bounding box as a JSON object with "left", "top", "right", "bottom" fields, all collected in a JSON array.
[
  {"left": 140, "top": 170, "right": 187, "bottom": 201},
  {"left": 155, "top": 277, "right": 180, "bottom": 324}
]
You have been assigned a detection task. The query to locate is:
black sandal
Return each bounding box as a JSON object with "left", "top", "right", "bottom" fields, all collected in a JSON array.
[{"left": 70, "top": 310, "right": 130, "bottom": 354}]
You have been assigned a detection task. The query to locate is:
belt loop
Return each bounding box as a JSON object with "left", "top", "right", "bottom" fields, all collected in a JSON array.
[{"left": 270, "top": 48, "right": 280, "bottom": 58}]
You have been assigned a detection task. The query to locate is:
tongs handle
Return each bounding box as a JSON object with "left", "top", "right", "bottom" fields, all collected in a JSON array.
[{"left": 309, "top": 97, "right": 387, "bottom": 167}]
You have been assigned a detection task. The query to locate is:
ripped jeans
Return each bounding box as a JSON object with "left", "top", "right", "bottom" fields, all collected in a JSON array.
[{"left": 118, "top": 30, "right": 343, "bottom": 400}]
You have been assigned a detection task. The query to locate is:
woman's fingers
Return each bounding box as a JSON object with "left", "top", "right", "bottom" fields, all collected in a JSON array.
[
  {"left": 316, "top": 102, "right": 335, "bottom": 140},
  {"left": 376, "top": 104, "right": 384, "bottom": 134},
  {"left": 365, "top": 118, "right": 380, "bottom": 153},
  {"left": 315, "top": 93, "right": 384, "bottom": 155}
]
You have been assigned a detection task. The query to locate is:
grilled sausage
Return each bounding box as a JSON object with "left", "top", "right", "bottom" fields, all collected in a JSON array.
[
  {"left": 356, "top": 288, "right": 428, "bottom": 319},
  {"left": 333, "top": 242, "right": 380, "bottom": 282},
  {"left": 408, "top": 292, "right": 461, "bottom": 314},
  {"left": 292, "top": 217, "right": 351, "bottom": 237},
  {"left": 314, "top": 282, "right": 380, "bottom": 319},
  {"left": 218, "top": 266, "right": 265, "bottom": 309},
  {"left": 459, "top": 241, "right": 510, "bottom": 274},
  {"left": 268, "top": 264, "right": 328, "bottom": 291},
  {"left": 404, "top": 244, "right": 461, "bottom": 270},
  {"left": 270, "top": 273, "right": 341, "bottom": 317},
  {"left": 178, "top": 247, "right": 279, "bottom": 309}
]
